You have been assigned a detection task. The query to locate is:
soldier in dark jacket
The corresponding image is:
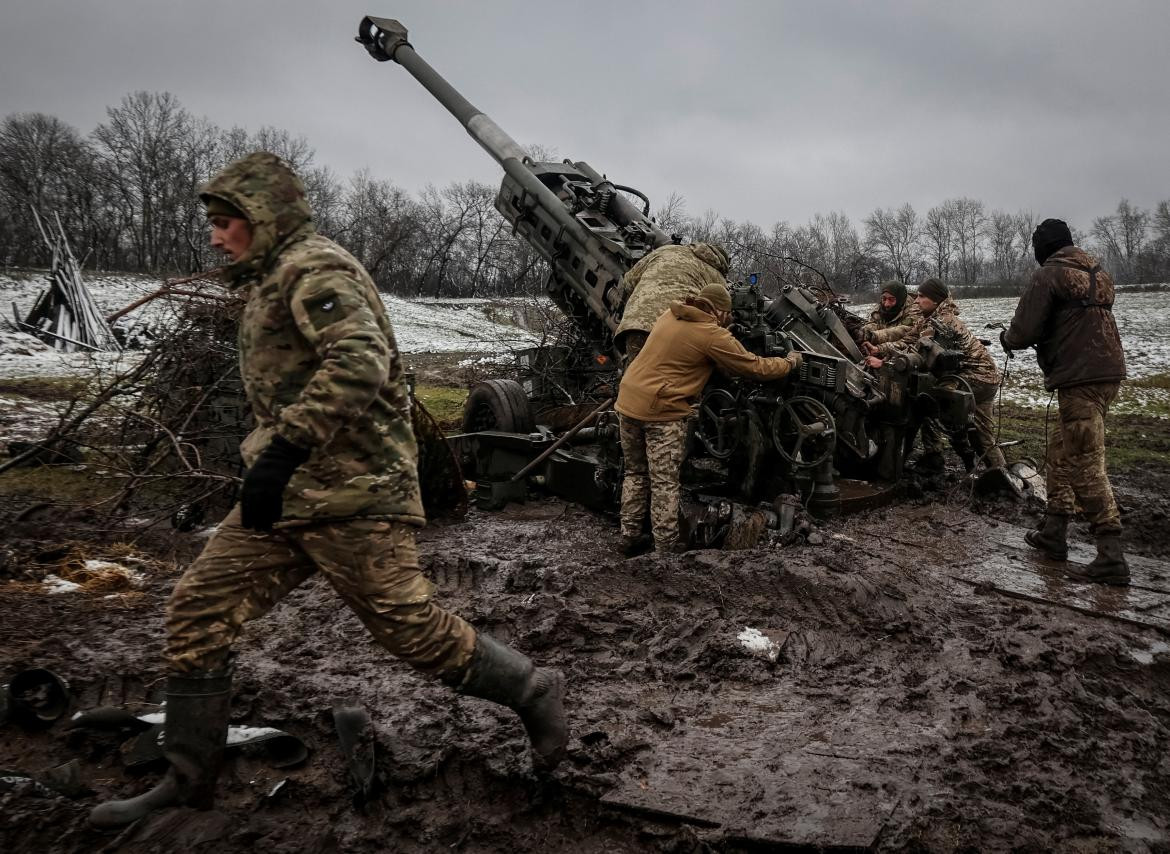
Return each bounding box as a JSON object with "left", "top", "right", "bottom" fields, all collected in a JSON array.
[
  {"left": 1002, "top": 218, "right": 1128, "bottom": 584},
  {"left": 90, "top": 153, "right": 567, "bottom": 829}
]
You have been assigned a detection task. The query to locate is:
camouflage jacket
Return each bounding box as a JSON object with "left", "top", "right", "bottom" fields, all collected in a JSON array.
[
  {"left": 864, "top": 300, "right": 921, "bottom": 346},
  {"left": 1003, "top": 246, "right": 1126, "bottom": 390},
  {"left": 883, "top": 298, "right": 1000, "bottom": 387},
  {"left": 201, "top": 152, "right": 424, "bottom": 526},
  {"left": 615, "top": 243, "right": 728, "bottom": 339}
]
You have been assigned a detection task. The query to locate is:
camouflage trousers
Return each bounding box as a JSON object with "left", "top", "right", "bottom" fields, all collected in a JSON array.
[
  {"left": 166, "top": 507, "right": 476, "bottom": 678},
  {"left": 1045, "top": 382, "right": 1121, "bottom": 532},
  {"left": 618, "top": 331, "right": 648, "bottom": 368},
  {"left": 921, "top": 379, "right": 1006, "bottom": 469},
  {"left": 619, "top": 414, "right": 688, "bottom": 549}
]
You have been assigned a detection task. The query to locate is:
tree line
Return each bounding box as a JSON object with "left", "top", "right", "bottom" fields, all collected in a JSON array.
[{"left": 2, "top": 91, "right": 1168, "bottom": 299}]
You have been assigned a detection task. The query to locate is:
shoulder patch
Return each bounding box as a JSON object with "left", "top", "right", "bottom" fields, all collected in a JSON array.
[{"left": 303, "top": 289, "right": 343, "bottom": 331}]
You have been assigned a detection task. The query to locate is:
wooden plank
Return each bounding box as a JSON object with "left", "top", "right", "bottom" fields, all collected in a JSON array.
[{"left": 995, "top": 528, "right": 1170, "bottom": 592}]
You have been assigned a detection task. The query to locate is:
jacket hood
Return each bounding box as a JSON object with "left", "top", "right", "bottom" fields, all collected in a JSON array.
[
  {"left": 690, "top": 242, "right": 730, "bottom": 276},
  {"left": 670, "top": 300, "right": 719, "bottom": 323},
  {"left": 200, "top": 151, "right": 314, "bottom": 285}
]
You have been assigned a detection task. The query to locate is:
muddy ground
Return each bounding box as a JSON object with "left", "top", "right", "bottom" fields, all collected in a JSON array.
[{"left": 1, "top": 455, "right": 1169, "bottom": 852}]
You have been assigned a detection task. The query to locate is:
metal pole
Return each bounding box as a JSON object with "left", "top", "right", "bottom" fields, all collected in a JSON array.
[{"left": 508, "top": 398, "right": 614, "bottom": 483}]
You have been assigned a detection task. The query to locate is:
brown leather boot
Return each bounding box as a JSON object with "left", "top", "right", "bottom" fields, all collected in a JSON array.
[{"left": 1024, "top": 513, "right": 1069, "bottom": 561}]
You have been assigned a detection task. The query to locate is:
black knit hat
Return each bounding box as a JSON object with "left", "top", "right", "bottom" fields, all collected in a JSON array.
[
  {"left": 1032, "top": 218, "right": 1073, "bottom": 264},
  {"left": 917, "top": 277, "right": 949, "bottom": 303}
]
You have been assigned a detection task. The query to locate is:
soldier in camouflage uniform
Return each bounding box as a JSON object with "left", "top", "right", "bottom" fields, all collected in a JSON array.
[
  {"left": 867, "top": 278, "right": 1006, "bottom": 471},
  {"left": 615, "top": 283, "right": 800, "bottom": 554},
  {"left": 860, "top": 280, "right": 920, "bottom": 347},
  {"left": 1002, "top": 218, "right": 1128, "bottom": 585},
  {"left": 91, "top": 153, "right": 567, "bottom": 829},
  {"left": 614, "top": 242, "right": 730, "bottom": 365}
]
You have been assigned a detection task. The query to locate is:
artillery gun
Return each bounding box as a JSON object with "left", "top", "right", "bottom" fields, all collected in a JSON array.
[{"left": 356, "top": 17, "right": 974, "bottom": 537}]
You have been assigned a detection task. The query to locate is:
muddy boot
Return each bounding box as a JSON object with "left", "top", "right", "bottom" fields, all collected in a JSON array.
[
  {"left": 89, "top": 670, "right": 231, "bottom": 829},
  {"left": 1024, "top": 513, "right": 1069, "bottom": 561},
  {"left": 1066, "top": 532, "right": 1130, "bottom": 586},
  {"left": 618, "top": 533, "right": 653, "bottom": 557},
  {"left": 455, "top": 634, "right": 568, "bottom": 770},
  {"left": 909, "top": 451, "right": 945, "bottom": 475}
]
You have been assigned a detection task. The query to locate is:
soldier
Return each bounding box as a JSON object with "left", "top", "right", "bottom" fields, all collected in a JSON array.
[
  {"left": 1002, "top": 218, "right": 1128, "bottom": 585},
  {"left": 89, "top": 152, "right": 567, "bottom": 828},
  {"left": 614, "top": 242, "right": 730, "bottom": 366},
  {"left": 866, "top": 278, "right": 1006, "bottom": 471},
  {"left": 860, "top": 280, "right": 919, "bottom": 349},
  {"left": 615, "top": 283, "right": 802, "bottom": 555}
]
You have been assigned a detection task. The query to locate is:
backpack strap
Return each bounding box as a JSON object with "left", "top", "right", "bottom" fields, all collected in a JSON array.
[{"left": 1046, "top": 259, "right": 1112, "bottom": 310}]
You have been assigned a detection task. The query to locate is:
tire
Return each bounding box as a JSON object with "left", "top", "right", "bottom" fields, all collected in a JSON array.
[{"left": 462, "top": 379, "right": 536, "bottom": 434}]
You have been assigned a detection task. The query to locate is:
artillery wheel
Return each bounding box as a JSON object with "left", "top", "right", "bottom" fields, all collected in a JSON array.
[
  {"left": 462, "top": 379, "right": 535, "bottom": 434},
  {"left": 770, "top": 395, "right": 836, "bottom": 469},
  {"left": 695, "top": 388, "right": 741, "bottom": 460}
]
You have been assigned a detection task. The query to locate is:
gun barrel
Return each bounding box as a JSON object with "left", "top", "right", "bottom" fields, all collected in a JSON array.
[{"left": 358, "top": 16, "right": 528, "bottom": 166}]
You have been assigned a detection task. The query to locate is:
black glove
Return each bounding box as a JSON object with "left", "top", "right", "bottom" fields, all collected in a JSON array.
[
  {"left": 240, "top": 435, "right": 311, "bottom": 531},
  {"left": 999, "top": 329, "right": 1014, "bottom": 358}
]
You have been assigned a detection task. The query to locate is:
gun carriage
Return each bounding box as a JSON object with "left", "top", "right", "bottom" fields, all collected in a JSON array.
[{"left": 357, "top": 17, "right": 975, "bottom": 540}]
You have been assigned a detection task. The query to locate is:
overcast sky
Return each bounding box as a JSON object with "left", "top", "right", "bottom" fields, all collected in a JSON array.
[{"left": 2, "top": 0, "right": 1167, "bottom": 233}]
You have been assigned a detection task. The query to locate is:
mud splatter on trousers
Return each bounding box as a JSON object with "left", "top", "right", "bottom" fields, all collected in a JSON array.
[
  {"left": 166, "top": 507, "right": 476, "bottom": 677},
  {"left": 1045, "top": 382, "right": 1121, "bottom": 531}
]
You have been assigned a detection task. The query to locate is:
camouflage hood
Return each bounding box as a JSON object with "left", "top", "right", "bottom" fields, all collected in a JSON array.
[
  {"left": 690, "top": 242, "right": 730, "bottom": 276},
  {"left": 200, "top": 151, "right": 314, "bottom": 286}
]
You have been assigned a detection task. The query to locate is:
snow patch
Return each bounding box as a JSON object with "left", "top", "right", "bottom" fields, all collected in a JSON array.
[
  {"left": 42, "top": 574, "right": 83, "bottom": 594},
  {"left": 738, "top": 627, "right": 781, "bottom": 661}
]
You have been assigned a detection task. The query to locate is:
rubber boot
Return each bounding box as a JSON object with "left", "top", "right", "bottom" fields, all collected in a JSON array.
[
  {"left": 1067, "top": 532, "right": 1130, "bottom": 586},
  {"left": 1024, "top": 513, "right": 1069, "bottom": 561},
  {"left": 910, "top": 451, "right": 945, "bottom": 475},
  {"left": 455, "top": 634, "right": 567, "bottom": 769},
  {"left": 89, "top": 670, "right": 231, "bottom": 829},
  {"left": 618, "top": 533, "right": 653, "bottom": 558}
]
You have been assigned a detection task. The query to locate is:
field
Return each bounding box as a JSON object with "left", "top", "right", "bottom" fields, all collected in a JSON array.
[{"left": 1, "top": 273, "right": 1169, "bottom": 852}]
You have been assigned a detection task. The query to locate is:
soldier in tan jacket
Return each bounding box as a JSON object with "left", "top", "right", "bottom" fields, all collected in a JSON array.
[{"left": 615, "top": 283, "right": 801, "bottom": 555}]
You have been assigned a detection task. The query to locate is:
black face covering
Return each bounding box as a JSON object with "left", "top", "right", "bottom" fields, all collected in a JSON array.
[
  {"left": 879, "top": 282, "right": 907, "bottom": 322},
  {"left": 1032, "top": 218, "right": 1073, "bottom": 265}
]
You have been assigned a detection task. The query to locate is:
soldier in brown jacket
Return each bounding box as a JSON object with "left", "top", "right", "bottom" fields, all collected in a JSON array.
[
  {"left": 614, "top": 283, "right": 802, "bottom": 554},
  {"left": 1002, "top": 218, "right": 1128, "bottom": 585}
]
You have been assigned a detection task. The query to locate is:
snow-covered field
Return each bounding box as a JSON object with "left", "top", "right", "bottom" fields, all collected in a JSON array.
[
  {"left": 0, "top": 272, "right": 540, "bottom": 381},
  {"left": 1, "top": 271, "right": 1166, "bottom": 415}
]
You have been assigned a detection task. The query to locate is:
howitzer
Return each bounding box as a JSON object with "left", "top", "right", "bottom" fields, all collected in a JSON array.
[
  {"left": 357, "top": 17, "right": 976, "bottom": 528},
  {"left": 358, "top": 16, "right": 671, "bottom": 355}
]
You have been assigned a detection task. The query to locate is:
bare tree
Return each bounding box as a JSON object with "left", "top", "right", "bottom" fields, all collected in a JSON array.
[
  {"left": 923, "top": 202, "right": 955, "bottom": 281},
  {"left": 864, "top": 203, "right": 921, "bottom": 284},
  {"left": 949, "top": 197, "right": 985, "bottom": 286},
  {"left": 1093, "top": 198, "right": 1149, "bottom": 282},
  {"left": 986, "top": 210, "right": 1017, "bottom": 283}
]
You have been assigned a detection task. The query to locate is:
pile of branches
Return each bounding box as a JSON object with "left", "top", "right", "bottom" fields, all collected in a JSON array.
[
  {"left": 1, "top": 271, "right": 246, "bottom": 530},
  {"left": 5, "top": 271, "right": 468, "bottom": 530}
]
